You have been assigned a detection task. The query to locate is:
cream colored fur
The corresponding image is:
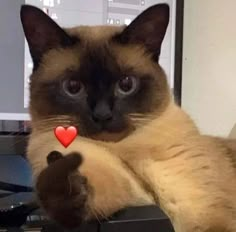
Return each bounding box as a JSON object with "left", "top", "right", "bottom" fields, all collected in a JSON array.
[
  {"left": 24, "top": 19, "right": 236, "bottom": 232},
  {"left": 28, "top": 100, "right": 236, "bottom": 232}
]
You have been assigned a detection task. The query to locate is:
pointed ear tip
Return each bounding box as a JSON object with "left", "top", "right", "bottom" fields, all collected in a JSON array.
[
  {"left": 21, "top": 4, "right": 32, "bottom": 13},
  {"left": 145, "top": 4, "right": 169, "bottom": 20},
  {"left": 20, "top": 4, "right": 42, "bottom": 18},
  {"left": 20, "top": 5, "right": 26, "bottom": 16},
  {"left": 20, "top": 5, "right": 28, "bottom": 22},
  {"left": 20, "top": 5, "right": 32, "bottom": 19},
  {"left": 157, "top": 3, "right": 170, "bottom": 15}
]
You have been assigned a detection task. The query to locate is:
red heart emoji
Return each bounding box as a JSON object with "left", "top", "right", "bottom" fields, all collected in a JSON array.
[{"left": 54, "top": 126, "right": 78, "bottom": 148}]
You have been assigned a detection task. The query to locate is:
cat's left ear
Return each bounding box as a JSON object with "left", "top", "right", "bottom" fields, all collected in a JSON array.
[
  {"left": 117, "top": 4, "right": 169, "bottom": 60},
  {"left": 20, "top": 5, "right": 75, "bottom": 68}
]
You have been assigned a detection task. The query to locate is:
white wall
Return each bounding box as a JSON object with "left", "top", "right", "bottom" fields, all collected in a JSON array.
[{"left": 182, "top": 0, "right": 236, "bottom": 137}]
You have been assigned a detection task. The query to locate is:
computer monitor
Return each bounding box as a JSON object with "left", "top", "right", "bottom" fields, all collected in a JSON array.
[{"left": 0, "top": 0, "right": 181, "bottom": 122}]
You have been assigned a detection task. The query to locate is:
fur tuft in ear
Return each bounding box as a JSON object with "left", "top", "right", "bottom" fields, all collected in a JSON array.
[
  {"left": 116, "top": 4, "right": 169, "bottom": 61},
  {"left": 20, "top": 5, "right": 77, "bottom": 69}
]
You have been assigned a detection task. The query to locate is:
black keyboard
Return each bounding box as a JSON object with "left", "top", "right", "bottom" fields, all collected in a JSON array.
[
  {"left": 0, "top": 179, "right": 174, "bottom": 232},
  {"left": 0, "top": 205, "right": 174, "bottom": 232}
]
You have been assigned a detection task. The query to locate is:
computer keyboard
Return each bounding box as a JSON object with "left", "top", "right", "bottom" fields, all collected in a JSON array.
[
  {"left": 0, "top": 202, "right": 38, "bottom": 228},
  {"left": 0, "top": 205, "right": 174, "bottom": 232}
]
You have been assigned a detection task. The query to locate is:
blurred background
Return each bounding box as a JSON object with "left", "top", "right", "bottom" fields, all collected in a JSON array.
[{"left": 182, "top": 0, "right": 236, "bottom": 137}]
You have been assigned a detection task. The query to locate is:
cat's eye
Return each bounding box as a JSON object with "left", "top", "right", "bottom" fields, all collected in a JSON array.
[
  {"left": 62, "top": 79, "right": 83, "bottom": 97},
  {"left": 115, "top": 76, "right": 138, "bottom": 97}
]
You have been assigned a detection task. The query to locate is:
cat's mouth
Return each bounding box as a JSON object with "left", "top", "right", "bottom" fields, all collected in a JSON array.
[
  {"left": 89, "top": 126, "right": 135, "bottom": 142},
  {"left": 79, "top": 115, "right": 135, "bottom": 142}
]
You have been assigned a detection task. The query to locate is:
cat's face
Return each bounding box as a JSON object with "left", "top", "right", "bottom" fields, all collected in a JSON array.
[{"left": 21, "top": 4, "right": 170, "bottom": 141}]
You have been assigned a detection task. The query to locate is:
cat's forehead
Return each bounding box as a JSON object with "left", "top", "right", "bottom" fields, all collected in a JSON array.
[
  {"left": 35, "top": 25, "right": 156, "bottom": 82},
  {"left": 66, "top": 25, "right": 124, "bottom": 43}
]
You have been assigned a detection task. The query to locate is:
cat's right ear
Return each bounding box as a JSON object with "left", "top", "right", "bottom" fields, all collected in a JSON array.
[
  {"left": 20, "top": 5, "right": 75, "bottom": 68},
  {"left": 115, "top": 4, "right": 169, "bottom": 61}
]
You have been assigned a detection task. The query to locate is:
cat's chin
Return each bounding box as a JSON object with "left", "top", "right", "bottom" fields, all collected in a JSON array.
[{"left": 89, "top": 127, "right": 135, "bottom": 142}]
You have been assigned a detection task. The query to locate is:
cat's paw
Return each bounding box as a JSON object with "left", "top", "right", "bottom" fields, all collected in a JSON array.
[{"left": 36, "top": 151, "right": 90, "bottom": 229}]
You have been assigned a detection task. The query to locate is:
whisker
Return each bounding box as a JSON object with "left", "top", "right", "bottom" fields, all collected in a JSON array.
[
  {"left": 30, "top": 115, "right": 79, "bottom": 134},
  {"left": 91, "top": 208, "right": 102, "bottom": 224}
]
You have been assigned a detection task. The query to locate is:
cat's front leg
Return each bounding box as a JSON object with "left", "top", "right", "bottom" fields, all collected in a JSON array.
[
  {"left": 36, "top": 151, "right": 89, "bottom": 228},
  {"left": 35, "top": 147, "right": 153, "bottom": 229}
]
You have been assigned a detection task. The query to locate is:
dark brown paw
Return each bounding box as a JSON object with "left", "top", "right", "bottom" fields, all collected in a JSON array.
[
  {"left": 36, "top": 152, "right": 89, "bottom": 229},
  {"left": 47, "top": 150, "right": 63, "bottom": 164}
]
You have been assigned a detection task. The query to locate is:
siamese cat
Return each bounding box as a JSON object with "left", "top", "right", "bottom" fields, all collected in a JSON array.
[{"left": 21, "top": 4, "right": 236, "bottom": 232}]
